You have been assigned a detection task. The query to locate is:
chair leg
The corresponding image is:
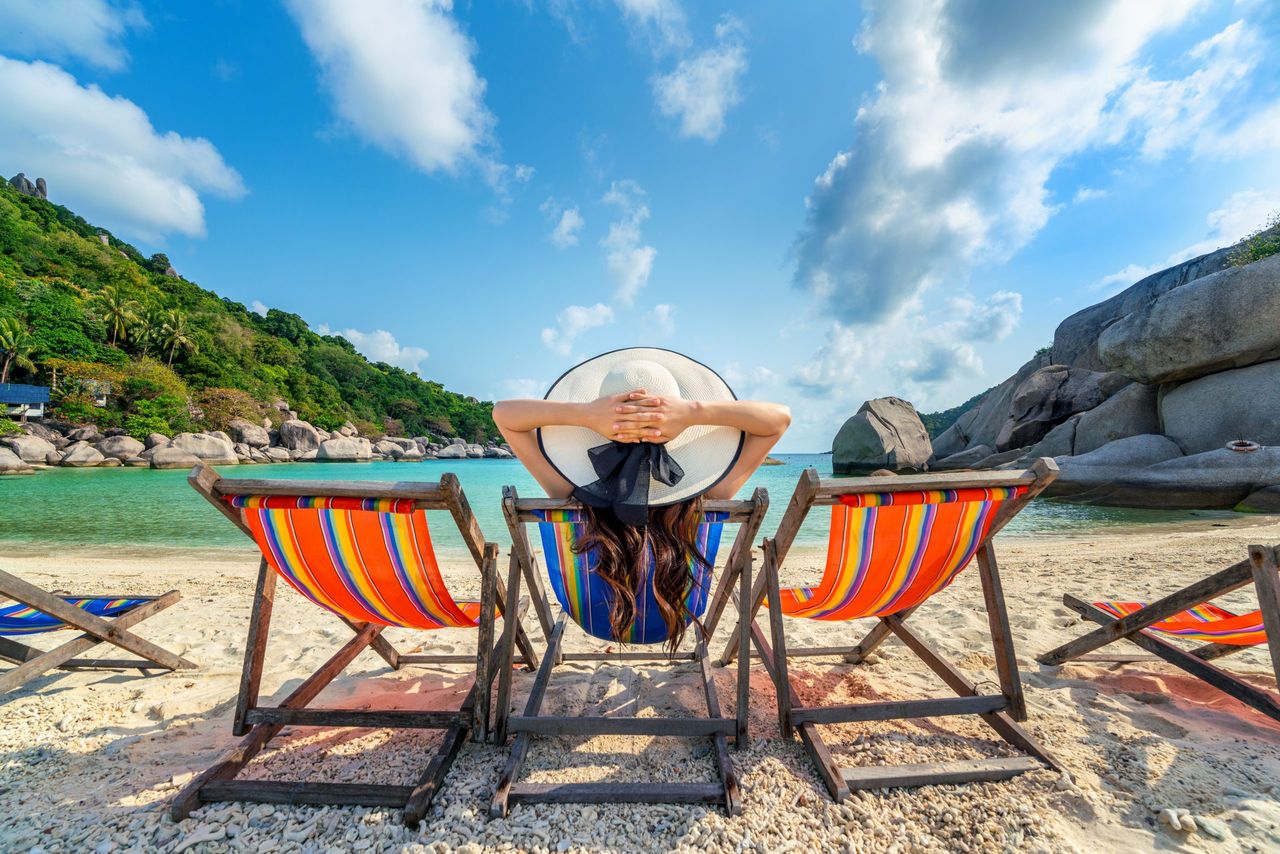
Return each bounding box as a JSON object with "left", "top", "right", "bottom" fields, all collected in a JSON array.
[
  {"left": 721, "top": 569, "right": 768, "bottom": 667},
  {"left": 735, "top": 551, "right": 751, "bottom": 748},
  {"left": 495, "top": 550, "right": 524, "bottom": 745},
  {"left": 473, "top": 543, "right": 499, "bottom": 744},
  {"left": 1248, "top": 545, "right": 1280, "bottom": 687},
  {"left": 977, "top": 544, "right": 1027, "bottom": 722},
  {"left": 762, "top": 540, "right": 794, "bottom": 739},
  {"left": 234, "top": 560, "right": 276, "bottom": 736}
]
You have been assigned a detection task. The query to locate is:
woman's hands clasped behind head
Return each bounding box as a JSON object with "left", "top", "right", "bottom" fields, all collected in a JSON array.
[{"left": 604, "top": 389, "right": 695, "bottom": 444}]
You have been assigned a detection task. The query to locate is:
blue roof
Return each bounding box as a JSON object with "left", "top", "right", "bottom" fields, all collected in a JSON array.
[{"left": 0, "top": 383, "right": 50, "bottom": 404}]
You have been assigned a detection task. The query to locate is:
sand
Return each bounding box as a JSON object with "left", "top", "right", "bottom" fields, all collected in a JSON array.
[{"left": 2, "top": 518, "right": 1279, "bottom": 853}]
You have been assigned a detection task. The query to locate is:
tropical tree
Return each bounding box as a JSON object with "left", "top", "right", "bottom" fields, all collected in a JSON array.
[
  {"left": 0, "top": 317, "right": 36, "bottom": 384},
  {"left": 135, "top": 305, "right": 167, "bottom": 357},
  {"left": 94, "top": 284, "right": 139, "bottom": 348},
  {"left": 159, "top": 309, "right": 197, "bottom": 366}
]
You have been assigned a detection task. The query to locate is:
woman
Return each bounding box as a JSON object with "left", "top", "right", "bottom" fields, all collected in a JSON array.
[{"left": 493, "top": 348, "right": 790, "bottom": 651}]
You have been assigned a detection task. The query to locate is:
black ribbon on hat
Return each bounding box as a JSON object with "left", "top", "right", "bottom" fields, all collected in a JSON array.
[{"left": 571, "top": 441, "right": 685, "bottom": 526}]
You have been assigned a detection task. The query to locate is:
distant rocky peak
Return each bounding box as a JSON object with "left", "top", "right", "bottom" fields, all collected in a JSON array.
[{"left": 9, "top": 173, "right": 47, "bottom": 200}]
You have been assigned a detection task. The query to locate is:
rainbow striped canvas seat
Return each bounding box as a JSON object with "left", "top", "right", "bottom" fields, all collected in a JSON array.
[
  {"left": 535, "top": 509, "right": 728, "bottom": 644},
  {"left": 0, "top": 597, "right": 152, "bottom": 636},
  {"left": 778, "top": 486, "right": 1027, "bottom": 621},
  {"left": 1094, "top": 601, "right": 1266, "bottom": 646},
  {"left": 226, "top": 495, "right": 481, "bottom": 630}
]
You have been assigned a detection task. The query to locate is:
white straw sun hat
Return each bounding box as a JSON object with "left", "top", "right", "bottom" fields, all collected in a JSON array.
[{"left": 538, "top": 348, "right": 744, "bottom": 514}]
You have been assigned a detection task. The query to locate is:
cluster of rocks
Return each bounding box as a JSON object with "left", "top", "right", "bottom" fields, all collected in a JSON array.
[
  {"left": 8, "top": 172, "right": 47, "bottom": 199},
  {"left": 831, "top": 247, "right": 1280, "bottom": 512},
  {"left": 0, "top": 412, "right": 513, "bottom": 474}
]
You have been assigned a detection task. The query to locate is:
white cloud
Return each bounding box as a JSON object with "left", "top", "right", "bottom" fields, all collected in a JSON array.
[
  {"left": 721, "top": 361, "right": 775, "bottom": 397},
  {"left": 538, "top": 196, "right": 586, "bottom": 249},
  {"left": 502, "top": 377, "right": 545, "bottom": 398},
  {"left": 540, "top": 303, "right": 615, "bottom": 355},
  {"left": 614, "top": 0, "right": 690, "bottom": 54},
  {"left": 316, "top": 323, "right": 430, "bottom": 373},
  {"left": 1094, "top": 187, "right": 1279, "bottom": 291},
  {"left": 793, "top": 3, "right": 1275, "bottom": 332},
  {"left": 949, "top": 290, "right": 1023, "bottom": 341},
  {"left": 901, "top": 340, "right": 983, "bottom": 384},
  {"left": 250, "top": 300, "right": 269, "bottom": 316},
  {"left": 646, "top": 303, "right": 676, "bottom": 337},
  {"left": 513, "top": 163, "right": 535, "bottom": 182},
  {"left": 792, "top": 323, "right": 867, "bottom": 396},
  {"left": 0, "top": 0, "right": 145, "bottom": 70},
  {"left": 1073, "top": 186, "right": 1107, "bottom": 203},
  {"left": 0, "top": 57, "right": 244, "bottom": 240},
  {"left": 284, "top": 0, "right": 497, "bottom": 176},
  {"left": 601, "top": 179, "right": 656, "bottom": 305},
  {"left": 653, "top": 15, "right": 747, "bottom": 142}
]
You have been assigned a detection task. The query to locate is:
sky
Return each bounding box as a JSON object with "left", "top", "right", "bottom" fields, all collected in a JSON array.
[{"left": 0, "top": 0, "right": 1277, "bottom": 451}]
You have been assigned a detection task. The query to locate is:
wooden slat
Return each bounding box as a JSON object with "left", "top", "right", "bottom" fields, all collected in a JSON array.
[
  {"left": 791, "top": 694, "right": 1007, "bottom": 725},
  {"left": 503, "top": 486, "right": 555, "bottom": 640},
  {"left": 403, "top": 721, "right": 469, "bottom": 826},
  {"left": 189, "top": 463, "right": 253, "bottom": 536},
  {"left": 506, "top": 716, "right": 735, "bottom": 737},
  {"left": 558, "top": 651, "right": 697, "bottom": 662},
  {"left": 841, "top": 756, "right": 1045, "bottom": 790},
  {"left": 199, "top": 780, "right": 416, "bottom": 808},
  {"left": 233, "top": 559, "right": 276, "bottom": 735},
  {"left": 1037, "top": 559, "right": 1258, "bottom": 666},
  {"left": 0, "top": 591, "right": 185, "bottom": 695},
  {"left": 512, "top": 497, "right": 757, "bottom": 521},
  {"left": 1061, "top": 595, "right": 1280, "bottom": 723},
  {"left": 977, "top": 543, "right": 1026, "bottom": 722},
  {"left": 701, "top": 487, "right": 767, "bottom": 639},
  {"left": 508, "top": 782, "right": 725, "bottom": 805},
  {"left": 695, "top": 626, "right": 741, "bottom": 814},
  {"left": 397, "top": 653, "right": 489, "bottom": 665},
  {"left": 211, "top": 477, "right": 447, "bottom": 503},
  {"left": 814, "top": 468, "right": 1037, "bottom": 499},
  {"left": 1248, "top": 545, "right": 1280, "bottom": 684},
  {"left": 242, "top": 708, "right": 463, "bottom": 729}
]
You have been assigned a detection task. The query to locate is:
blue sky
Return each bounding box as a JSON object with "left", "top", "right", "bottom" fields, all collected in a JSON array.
[{"left": 1, "top": 0, "right": 1277, "bottom": 450}]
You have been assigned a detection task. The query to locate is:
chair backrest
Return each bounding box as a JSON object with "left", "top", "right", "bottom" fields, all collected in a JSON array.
[
  {"left": 189, "top": 465, "right": 486, "bottom": 631},
  {"left": 534, "top": 509, "right": 727, "bottom": 644},
  {"left": 770, "top": 461, "right": 1058, "bottom": 622}
]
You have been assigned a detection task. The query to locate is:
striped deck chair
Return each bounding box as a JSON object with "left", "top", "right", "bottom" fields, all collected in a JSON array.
[
  {"left": 172, "top": 464, "right": 538, "bottom": 827},
  {"left": 489, "top": 485, "right": 768, "bottom": 817},
  {"left": 724, "top": 461, "right": 1061, "bottom": 800},
  {"left": 0, "top": 571, "right": 192, "bottom": 697},
  {"left": 1038, "top": 544, "right": 1280, "bottom": 724}
]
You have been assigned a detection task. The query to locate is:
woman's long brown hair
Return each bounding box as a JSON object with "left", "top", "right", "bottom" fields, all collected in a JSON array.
[{"left": 576, "top": 497, "right": 709, "bottom": 655}]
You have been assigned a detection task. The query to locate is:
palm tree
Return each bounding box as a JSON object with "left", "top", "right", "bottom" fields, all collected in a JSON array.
[
  {"left": 159, "top": 309, "right": 196, "bottom": 366},
  {"left": 0, "top": 317, "right": 36, "bottom": 384},
  {"left": 94, "top": 284, "right": 139, "bottom": 348},
  {"left": 136, "top": 305, "right": 167, "bottom": 357}
]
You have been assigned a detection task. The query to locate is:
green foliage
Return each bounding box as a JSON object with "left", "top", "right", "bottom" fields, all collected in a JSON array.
[
  {"left": 124, "top": 414, "right": 169, "bottom": 441},
  {"left": 1228, "top": 214, "right": 1280, "bottom": 267},
  {"left": 0, "top": 179, "right": 498, "bottom": 439},
  {"left": 919, "top": 387, "right": 993, "bottom": 439},
  {"left": 0, "top": 417, "right": 20, "bottom": 436}
]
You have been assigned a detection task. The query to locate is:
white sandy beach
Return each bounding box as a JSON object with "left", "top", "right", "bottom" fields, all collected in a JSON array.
[{"left": 2, "top": 518, "right": 1279, "bottom": 853}]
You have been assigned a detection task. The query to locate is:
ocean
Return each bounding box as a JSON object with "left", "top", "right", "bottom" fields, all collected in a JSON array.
[{"left": 0, "top": 453, "right": 1249, "bottom": 557}]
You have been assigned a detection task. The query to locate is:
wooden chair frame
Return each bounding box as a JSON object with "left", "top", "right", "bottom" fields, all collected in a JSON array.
[
  {"left": 1038, "top": 544, "right": 1280, "bottom": 724},
  {"left": 0, "top": 572, "right": 193, "bottom": 697},
  {"left": 172, "top": 464, "right": 538, "bottom": 827},
  {"left": 489, "top": 486, "right": 768, "bottom": 817},
  {"left": 724, "top": 461, "right": 1061, "bottom": 800}
]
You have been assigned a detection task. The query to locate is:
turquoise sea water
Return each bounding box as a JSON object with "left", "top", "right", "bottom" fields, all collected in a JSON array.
[{"left": 0, "top": 453, "right": 1250, "bottom": 556}]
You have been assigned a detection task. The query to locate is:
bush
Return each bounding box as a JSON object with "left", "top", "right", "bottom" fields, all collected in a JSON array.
[
  {"left": 1228, "top": 214, "right": 1280, "bottom": 267},
  {"left": 0, "top": 417, "right": 20, "bottom": 436},
  {"left": 124, "top": 414, "right": 170, "bottom": 441},
  {"left": 196, "top": 387, "right": 265, "bottom": 431},
  {"left": 52, "top": 392, "right": 99, "bottom": 424}
]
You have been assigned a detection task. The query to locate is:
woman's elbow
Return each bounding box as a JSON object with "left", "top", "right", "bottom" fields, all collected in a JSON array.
[
  {"left": 492, "top": 400, "right": 513, "bottom": 430},
  {"left": 773, "top": 404, "right": 792, "bottom": 434}
]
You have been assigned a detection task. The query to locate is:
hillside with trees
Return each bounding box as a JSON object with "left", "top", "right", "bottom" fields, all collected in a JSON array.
[{"left": 0, "top": 178, "right": 497, "bottom": 442}]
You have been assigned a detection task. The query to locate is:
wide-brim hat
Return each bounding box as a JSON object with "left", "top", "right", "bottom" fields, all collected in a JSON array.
[{"left": 538, "top": 347, "right": 744, "bottom": 508}]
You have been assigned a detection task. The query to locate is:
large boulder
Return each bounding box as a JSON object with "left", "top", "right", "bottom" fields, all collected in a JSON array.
[
  {"left": 465, "top": 444, "right": 485, "bottom": 458},
  {"left": 448, "top": 437, "right": 466, "bottom": 446},
  {"left": 338, "top": 421, "right": 358, "bottom": 437},
  {"left": 316, "top": 437, "right": 373, "bottom": 462},
  {"left": 0, "top": 447, "right": 31, "bottom": 474},
  {"left": 932, "top": 444, "right": 995, "bottom": 471},
  {"left": 94, "top": 435, "right": 145, "bottom": 461},
  {"left": 149, "top": 446, "right": 201, "bottom": 470},
  {"left": 170, "top": 432, "right": 239, "bottom": 465},
  {"left": 1160, "top": 361, "right": 1280, "bottom": 454},
  {"left": 61, "top": 443, "right": 106, "bottom": 467},
  {"left": 228, "top": 418, "right": 271, "bottom": 448},
  {"left": 1025, "top": 416, "right": 1081, "bottom": 460},
  {"left": 436, "top": 443, "right": 467, "bottom": 459},
  {"left": 398, "top": 446, "right": 425, "bottom": 461},
  {"left": 1052, "top": 244, "right": 1236, "bottom": 371},
  {"left": 374, "top": 439, "right": 406, "bottom": 459},
  {"left": 66, "top": 426, "right": 102, "bottom": 443},
  {"left": 145, "top": 432, "right": 170, "bottom": 450},
  {"left": 484, "top": 446, "right": 514, "bottom": 459},
  {"left": 1238, "top": 485, "right": 1280, "bottom": 513},
  {"left": 20, "top": 421, "right": 64, "bottom": 445},
  {"left": 1, "top": 434, "right": 57, "bottom": 464},
  {"left": 1071, "top": 382, "right": 1159, "bottom": 455},
  {"left": 832, "top": 397, "right": 932, "bottom": 475},
  {"left": 279, "top": 419, "right": 322, "bottom": 452},
  {"left": 1047, "top": 434, "right": 1184, "bottom": 498},
  {"left": 263, "top": 447, "right": 292, "bottom": 463},
  {"left": 1072, "top": 447, "right": 1280, "bottom": 510},
  {"left": 994, "top": 366, "right": 1123, "bottom": 451},
  {"left": 381, "top": 437, "right": 417, "bottom": 451},
  {"left": 931, "top": 353, "right": 1051, "bottom": 457},
  {"left": 1097, "top": 254, "right": 1280, "bottom": 384}
]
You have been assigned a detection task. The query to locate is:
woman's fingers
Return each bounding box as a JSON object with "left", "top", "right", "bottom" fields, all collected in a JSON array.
[{"left": 611, "top": 411, "right": 664, "bottom": 424}]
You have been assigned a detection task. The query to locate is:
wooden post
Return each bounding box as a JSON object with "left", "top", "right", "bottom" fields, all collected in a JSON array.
[
  {"left": 233, "top": 559, "right": 277, "bottom": 736},
  {"left": 1247, "top": 545, "right": 1280, "bottom": 686},
  {"left": 976, "top": 543, "right": 1026, "bottom": 722},
  {"left": 735, "top": 550, "right": 752, "bottom": 748},
  {"left": 473, "top": 542, "right": 499, "bottom": 744},
  {"left": 762, "top": 539, "right": 793, "bottom": 738}
]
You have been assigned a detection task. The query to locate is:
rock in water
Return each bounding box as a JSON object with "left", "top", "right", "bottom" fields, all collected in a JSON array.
[
  {"left": 0, "top": 434, "right": 57, "bottom": 464},
  {"left": 832, "top": 397, "right": 932, "bottom": 475},
  {"left": 316, "top": 437, "right": 372, "bottom": 461},
  {"left": 169, "top": 432, "right": 238, "bottom": 465},
  {"left": 1098, "top": 254, "right": 1280, "bottom": 384},
  {"left": 149, "top": 447, "right": 201, "bottom": 470},
  {"left": 436, "top": 444, "right": 467, "bottom": 459},
  {"left": 1077, "top": 447, "right": 1280, "bottom": 510},
  {"left": 0, "top": 447, "right": 31, "bottom": 474},
  {"left": 94, "top": 435, "right": 145, "bottom": 461},
  {"left": 61, "top": 444, "right": 106, "bottom": 467},
  {"left": 278, "top": 419, "right": 321, "bottom": 451},
  {"left": 1160, "top": 361, "right": 1280, "bottom": 454}
]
